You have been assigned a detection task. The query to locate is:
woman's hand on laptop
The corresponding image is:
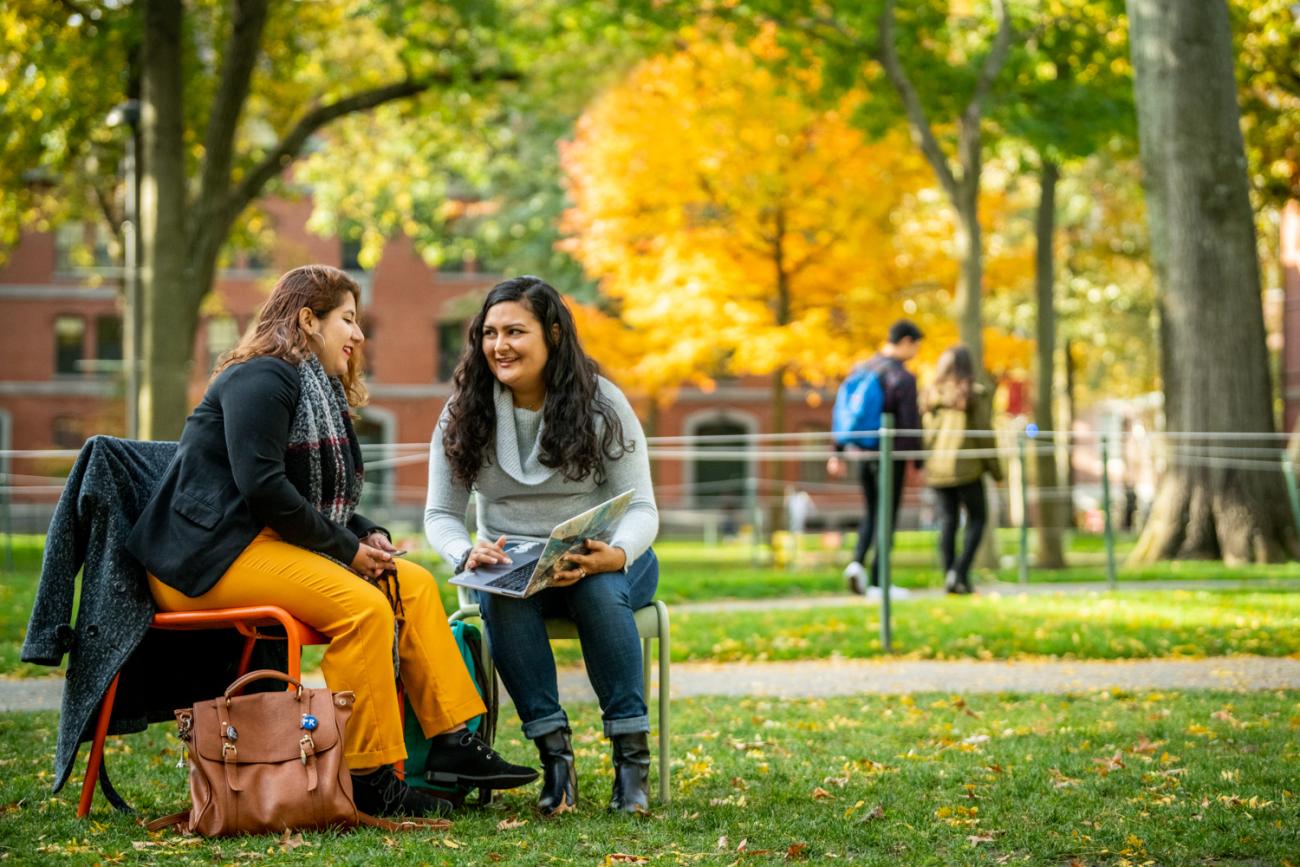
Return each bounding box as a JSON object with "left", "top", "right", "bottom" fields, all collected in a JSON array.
[
  {"left": 551, "top": 539, "right": 627, "bottom": 586},
  {"left": 465, "top": 535, "right": 512, "bottom": 571}
]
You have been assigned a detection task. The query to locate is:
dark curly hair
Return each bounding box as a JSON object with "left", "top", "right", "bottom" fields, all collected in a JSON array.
[{"left": 442, "top": 276, "right": 631, "bottom": 487}]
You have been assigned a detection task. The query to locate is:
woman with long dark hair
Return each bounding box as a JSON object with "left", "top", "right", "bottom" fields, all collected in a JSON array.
[
  {"left": 425, "top": 276, "right": 659, "bottom": 815},
  {"left": 921, "top": 344, "right": 1003, "bottom": 594},
  {"left": 128, "top": 265, "right": 536, "bottom": 819}
]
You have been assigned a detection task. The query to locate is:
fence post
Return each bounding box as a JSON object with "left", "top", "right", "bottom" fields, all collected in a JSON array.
[
  {"left": 1282, "top": 455, "right": 1300, "bottom": 542},
  {"left": 877, "top": 413, "right": 894, "bottom": 654},
  {"left": 1018, "top": 425, "right": 1030, "bottom": 584},
  {"left": 1101, "top": 433, "right": 1117, "bottom": 589},
  {"left": 0, "top": 470, "right": 10, "bottom": 572}
]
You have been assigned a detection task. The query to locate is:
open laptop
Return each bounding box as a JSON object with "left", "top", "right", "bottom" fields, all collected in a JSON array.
[{"left": 450, "top": 489, "right": 635, "bottom": 598}]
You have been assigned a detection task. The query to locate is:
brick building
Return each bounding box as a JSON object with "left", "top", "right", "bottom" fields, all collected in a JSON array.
[{"left": 0, "top": 199, "right": 855, "bottom": 532}]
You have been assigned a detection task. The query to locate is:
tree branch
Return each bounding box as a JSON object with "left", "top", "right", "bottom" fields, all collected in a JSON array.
[
  {"left": 958, "top": 0, "right": 1013, "bottom": 178},
  {"left": 92, "top": 182, "right": 122, "bottom": 245},
  {"left": 195, "top": 0, "right": 271, "bottom": 220},
  {"left": 223, "top": 67, "right": 521, "bottom": 227},
  {"left": 876, "top": 0, "right": 960, "bottom": 202}
]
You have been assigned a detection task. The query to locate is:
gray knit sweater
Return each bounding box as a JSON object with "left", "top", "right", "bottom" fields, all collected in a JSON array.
[{"left": 424, "top": 377, "right": 658, "bottom": 569}]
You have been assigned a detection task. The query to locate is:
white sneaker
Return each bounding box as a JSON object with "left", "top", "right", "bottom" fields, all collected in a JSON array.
[
  {"left": 843, "top": 562, "right": 867, "bottom": 595},
  {"left": 863, "top": 584, "right": 882, "bottom": 601},
  {"left": 887, "top": 585, "right": 913, "bottom": 600}
]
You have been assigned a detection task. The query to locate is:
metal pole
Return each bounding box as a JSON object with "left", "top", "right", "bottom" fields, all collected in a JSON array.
[
  {"left": 108, "top": 100, "right": 142, "bottom": 439},
  {"left": 1282, "top": 455, "right": 1300, "bottom": 542},
  {"left": 1, "top": 470, "right": 11, "bottom": 573},
  {"left": 1101, "top": 434, "right": 1117, "bottom": 589},
  {"left": 123, "top": 124, "right": 140, "bottom": 439},
  {"left": 1018, "top": 426, "right": 1030, "bottom": 584},
  {"left": 877, "top": 413, "right": 894, "bottom": 653}
]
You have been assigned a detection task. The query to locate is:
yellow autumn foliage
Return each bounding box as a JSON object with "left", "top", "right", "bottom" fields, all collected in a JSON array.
[{"left": 562, "top": 27, "right": 1033, "bottom": 401}]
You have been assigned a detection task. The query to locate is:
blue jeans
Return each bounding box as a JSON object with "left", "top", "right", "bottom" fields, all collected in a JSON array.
[{"left": 477, "top": 548, "right": 659, "bottom": 739}]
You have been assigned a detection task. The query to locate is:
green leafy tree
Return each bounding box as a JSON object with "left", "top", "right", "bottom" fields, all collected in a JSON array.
[
  {"left": 997, "top": 0, "right": 1134, "bottom": 566},
  {"left": 4, "top": 0, "right": 520, "bottom": 438}
]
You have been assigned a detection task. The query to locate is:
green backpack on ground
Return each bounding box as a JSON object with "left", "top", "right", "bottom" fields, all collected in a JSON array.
[{"left": 402, "top": 619, "right": 499, "bottom": 807}]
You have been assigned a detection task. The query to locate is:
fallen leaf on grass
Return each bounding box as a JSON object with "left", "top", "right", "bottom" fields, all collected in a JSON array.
[
  {"left": 1092, "top": 751, "right": 1125, "bottom": 776},
  {"left": 1049, "top": 768, "right": 1080, "bottom": 789},
  {"left": 717, "top": 836, "right": 729, "bottom": 850},
  {"left": 277, "top": 830, "right": 310, "bottom": 852},
  {"left": 967, "top": 832, "right": 1000, "bottom": 845},
  {"left": 860, "top": 805, "right": 885, "bottom": 823},
  {"left": 785, "top": 842, "right": 809, "bottom": 860},
  {"left": 810, "top": 787, "right": 833, "bottom": 800},
  {"left": 496, "top": 818, "right": 528, "bottom": 831},
  {"left": 1130, "top": 735, "right": 1162, "bottom": 755},
  {"left": 442, "top": 836, "right": 460, "bottom": 849},
  {"left": 602, "top": 855, "right": 648, "bottom": 865}
]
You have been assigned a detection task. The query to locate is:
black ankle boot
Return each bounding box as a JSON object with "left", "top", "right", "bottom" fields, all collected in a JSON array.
[
  {"left": 608, "top": 732, "right": 650, "bottom": 814},
  {"left": 533, "top": 727, "right": 577, "bottom": 816},
  {"left": 423, "top": 730, "right": 539, "bottom": 790}
]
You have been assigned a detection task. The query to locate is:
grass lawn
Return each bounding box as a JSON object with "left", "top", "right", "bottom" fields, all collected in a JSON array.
[
  {"left": 4, "top": 532, "right": 1300, "bottom": 675},
  {"left": 626, "top": 588, "right": 1300, "bottom": 666},
  {"left": 2, "top": 690, "right": 1297, "bottom": 864}
]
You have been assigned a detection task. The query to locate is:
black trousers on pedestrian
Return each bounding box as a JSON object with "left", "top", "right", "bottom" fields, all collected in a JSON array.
[
  {"left": 935, "top": 478, "right": 988, "bottom": 584},
  {"left": 853, "top": 458, "right": 907, "bottom": 587}
]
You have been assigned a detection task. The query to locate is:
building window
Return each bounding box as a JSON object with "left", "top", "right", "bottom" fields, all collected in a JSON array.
[
  {"left": 54, "top": 222, "right": 114, "bottom": 271},
  {"left": 363, "top": 322, "right": 376, "bottom": 377},
  {"left": 206, "top": 316, "right": 240, "bottom": 370},
  {"left": 437, "top": 320, "right": 466, "bottom": 382},
  {"left": 95, "top": 315, "right": 123, "bottom": 365},
  {"left": 54, "top": 315, "right": 86, "bottom": 374},
  {"left": 341, "top": 238, "right": 366, "bottom": 271},
  {"left": 51, "top": 415, "right": 83, "bottom": 449},
  {"left": 354, "top": 415, "right": 391, "bottom": 508}
]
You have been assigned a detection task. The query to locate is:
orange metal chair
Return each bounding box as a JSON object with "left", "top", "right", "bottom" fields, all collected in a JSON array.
[{"left": 77, "top": 605, "right": 330, "bottom": 818}]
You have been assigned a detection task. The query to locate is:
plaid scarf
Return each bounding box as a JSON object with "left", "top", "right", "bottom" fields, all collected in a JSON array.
[{"left": 284, "top": 356, "right": 364, "bottom": 529}]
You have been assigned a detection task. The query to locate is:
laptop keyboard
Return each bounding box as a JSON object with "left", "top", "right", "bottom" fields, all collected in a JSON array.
[{"left": 486, "top": 562, "right": 536, "bottom": 593}]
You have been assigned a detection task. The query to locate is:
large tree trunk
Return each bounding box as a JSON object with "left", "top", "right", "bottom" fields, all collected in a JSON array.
[
  {"left": 1127, "top": 0, "right": 1293, "bottom": 563},
  {"left": 139, "top": 0, "right": 191, "bottom": 440},
  {"left": 1034, "top": 159, "right": 1066, "bottom": 567},
  {"left": 954, "top": 180, "right": 984, "bottom": 366}
]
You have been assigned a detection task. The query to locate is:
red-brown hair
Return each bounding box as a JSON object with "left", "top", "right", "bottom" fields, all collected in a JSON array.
[{"left": 212, "top": 264, "right": 368, "bottom": 407}]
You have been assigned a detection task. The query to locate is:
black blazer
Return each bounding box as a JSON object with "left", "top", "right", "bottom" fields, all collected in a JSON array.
[{"left": 127, "top": 356, "right": 383, "bottom": 596}]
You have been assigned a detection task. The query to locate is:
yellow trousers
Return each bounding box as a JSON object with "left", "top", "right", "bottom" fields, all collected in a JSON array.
[{"left": 148, "top": 528, "right": 485, "bottom": 768}]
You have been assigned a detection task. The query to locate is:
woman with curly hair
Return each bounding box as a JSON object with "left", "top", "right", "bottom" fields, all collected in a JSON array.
[
  {"left": 128, "top": 265, "right": 536, "bottom": 819},
  {"left": 425, "top": 275, "right": 660, "bottom": 815}
]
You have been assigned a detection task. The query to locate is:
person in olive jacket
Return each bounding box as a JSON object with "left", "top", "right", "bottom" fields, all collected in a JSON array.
[
  {"left": 127, "top": 265, "right": 536, "bottom": 818},
  {"left": 921, "top": 345, "right": 1003, "bottom": 594}
]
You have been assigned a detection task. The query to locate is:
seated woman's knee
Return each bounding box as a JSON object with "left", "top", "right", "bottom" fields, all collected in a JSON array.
[{"left": 567, "top": 571, "right": 631, "bottom": 609}]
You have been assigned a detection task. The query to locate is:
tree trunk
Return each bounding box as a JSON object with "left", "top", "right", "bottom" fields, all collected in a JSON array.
[
  {"left": 1034, "top": 159, "right": 1066, "bottom": 567},
  {"left": 955, "top": 178, "right": 984, "bottom": 368},
  {"left": 139, "top": 0, "right": 191, "bottom": 440},
  {"left": 1126, "top": 0, "right": 1293, "bottom": 563}
]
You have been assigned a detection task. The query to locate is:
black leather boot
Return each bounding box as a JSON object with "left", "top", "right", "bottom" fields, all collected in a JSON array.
[
  {"left": 534, "top": 728, "right": 577, "bottom": 816},
  {"left": 608, "top": 732, "right": 650, "bottom": 814}
]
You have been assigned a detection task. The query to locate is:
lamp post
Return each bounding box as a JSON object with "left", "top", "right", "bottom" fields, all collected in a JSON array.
[{"left": 106, "top": 100, "right": 141, "bottom": 439}]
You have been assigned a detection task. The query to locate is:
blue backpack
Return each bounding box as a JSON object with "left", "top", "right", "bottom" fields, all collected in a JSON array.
[{"left": 832, "top": 362, "right": 886, "bottom": 449}]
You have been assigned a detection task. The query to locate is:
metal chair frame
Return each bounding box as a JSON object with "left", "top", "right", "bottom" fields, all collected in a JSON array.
[
  {"left": 77, "top": 605, "right": 330, "bottom": 818},
  {"left": 450, "top": 587, "right": 671, "bottom": 803}
]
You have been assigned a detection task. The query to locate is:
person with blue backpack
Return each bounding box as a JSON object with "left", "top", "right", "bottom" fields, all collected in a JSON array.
[{"left": 828, "top": 320, "right": 924, "bottom": 597}]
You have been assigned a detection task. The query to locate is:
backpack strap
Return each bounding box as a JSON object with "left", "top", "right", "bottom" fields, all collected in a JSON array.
[{"left": 144, "top": 809, "right": 190, "bottom": 832}]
